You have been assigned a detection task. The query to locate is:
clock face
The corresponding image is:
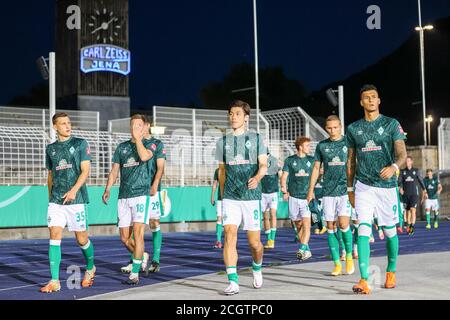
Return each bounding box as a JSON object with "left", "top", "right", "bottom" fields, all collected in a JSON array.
[{"left": 88, "top": 5, "right": 122, "bottom": 44}]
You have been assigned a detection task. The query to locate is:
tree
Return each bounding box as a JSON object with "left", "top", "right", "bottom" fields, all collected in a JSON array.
[{"left": 200, "top": 63, "right": 308, "bottom": 109}]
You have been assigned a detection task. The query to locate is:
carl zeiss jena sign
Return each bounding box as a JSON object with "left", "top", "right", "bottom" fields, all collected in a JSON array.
[{"left": 80, "top": 45, "right": 131, "bottom": 76}]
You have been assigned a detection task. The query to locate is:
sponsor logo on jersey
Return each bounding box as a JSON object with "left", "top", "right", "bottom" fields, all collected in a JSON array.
[
  {"left": 295, "top": 169, "right": 309, "bottom": 177},
  {"left": 428, "top": 184, "right": 434, "bottom": 190},
  {"left": 405, "top": 177, "right": 414, "bottom": 182},
  {"left": 229, "top": 159, "right": 251, "bottom": 165},
  {"left": 329, "top": 156, "right": 345, "bottom": 166},
  {"left": 123, "top": 157, "right": 140, "bottom": 168},
  {"left": 225, "top": 145, "right": 231, "bottom": 151},
  {"left": 357, "top": 130, "right": 363, "bottom": 135},
  {"left": 378, "top": 127, "right": 384, "bottom": 135},
  {"left": 56, "top": 159, "right": 73, "bottom": 171},
  {"left": 361, "top": 140, "right": 382, "bottom": 152},
  {"left": 325, "top": 148, "right": 330, "bottom": 153}
]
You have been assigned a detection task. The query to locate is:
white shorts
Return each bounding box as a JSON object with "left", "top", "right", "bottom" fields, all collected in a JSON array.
[
  {"left": 288, "top": 197, "right": 311, "bottom": 222},
  {"left": 47, "top": 203, "right": 88, "bottom": 232},
  {"left": 425, "top": 199, "right": 440, "bottom": 211},
  {"left": 222, "top": 199, "right": 261, "bottom": 231},
  {"left": 261, "top": 193, "right": 279, "bottom": 212},
  {"left": 216, "top": 200, "right": 223, "bottom": 217},
  {"left": 354, "top": 181, "right": 400, "bottom": 227},
  {"left": 149, "top": 192, "right": 164, "bottom": 220},
  {"left": 322, "top": 195, "right": 351, "bottom": 222},
  {"left": 117, "top": 196, "right": 150, "bottom": 228}
]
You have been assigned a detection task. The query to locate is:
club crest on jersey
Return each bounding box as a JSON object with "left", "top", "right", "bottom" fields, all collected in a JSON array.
[
  {"left": 362, "top": 140, "right": 382, "bottom": 152},
  {"left": 225, "top": 145, "right": 231, "bottom": 151},
  {"left": 378, "top": 127, "right": 384, "bottom": 135},
  {"left": 413, "top": 171, "right": 416, "bottom": 175},
  {"left": 293, "top": 161, "right": 297, "bottom": 167},
  {"left": 69, "top": 146, "right": 75, "bottom": 154},
  {"left": 342, "top": 146, "right": 348, "bottom": 153},
  {"left": 123, "top": 157, "right": 139, "bottom": 168},
  {"left": 307, "top": 161, "right": 311, "bottom": 167},
  {"left": 295, "top": 169, "right": 309, "bottom": 177},
  {"left": 329, "top": 156, "right": 345, "bottom": 166},
  {"left": 245, "top": 140, "right": 252, "bottom": 149},
  {"left": 56, "top": 159, "right": 72, "bottom": 171}
]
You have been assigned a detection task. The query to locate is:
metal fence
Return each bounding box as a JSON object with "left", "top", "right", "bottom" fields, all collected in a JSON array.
[
  {"left": 438, "top": 118, "right": 450, "bottom": 171},
  {"left": 0, "top": 105, "right": 324, "bottom": 187},
  {"left": 0, "top": 106, "right": 100, "bottom": 131}
]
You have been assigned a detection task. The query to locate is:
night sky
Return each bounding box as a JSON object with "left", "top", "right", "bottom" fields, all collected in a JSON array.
[{"left": 0, "top": 0, "right": 449, "bottom": 108}]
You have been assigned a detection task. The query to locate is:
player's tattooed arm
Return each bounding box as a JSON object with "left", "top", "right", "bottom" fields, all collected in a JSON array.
[
  {"left": 347, "top": 147, "right": 356, "bottom": 207},
  {"left": 218, "top": 163, "right": 226, "bottom": 199},
  {"left": 103, "top": 163, "right": 120, "bottom": 204},
  {"left": 381, "top": 139, "right": 407, "bottom": 180},
  {"left": 307, "top": 161, "right": 321, "bottom": 203}
]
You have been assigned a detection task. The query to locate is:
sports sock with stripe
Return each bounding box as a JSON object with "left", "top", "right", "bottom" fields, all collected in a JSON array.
[
  {"left": 327, "top": 229, "right": 341, "bottom": 266},
  {"left": 49, "top": 240, "right": 61, "bottom": 281},
  {"left": 227, "top": 266, "right": 238, "bottom": 284},
  {"left": 80, "top": 239, "right": 95, "bottom": 270},
  {"left": 384, "top": 226, "right": 399, "bottom": 272},
  {"left": 270, "top": 228, "right": 277, "bottom": 242},
  {"left": 340, "top": 226, "right": 353, "bottom": 259}
]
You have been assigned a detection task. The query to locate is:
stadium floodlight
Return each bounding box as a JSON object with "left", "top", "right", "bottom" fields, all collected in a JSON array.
[
  {"left": 326, "top": 86, "right": 345, "bottom": 134},
  {"left": 416, "top": 0, "right": 434, "bottom": 146},
  {"left": 36, "top": 53, "right": 56, "bottom": 142},
  {"left": 36, "top": 56, "right": 49, "bottom": 80}
]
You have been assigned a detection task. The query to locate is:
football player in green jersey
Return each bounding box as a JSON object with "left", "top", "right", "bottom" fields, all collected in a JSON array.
[
  {"left": 423, "top": 169, "right": 443, "bottom": 229},
  {"left": 212, "top": 168, "right": 224, "bottom": 249},
  {"left": 103, "top": 114, "right": 154, "bottom": 285},
  {"left": 261, "top": 152, "right": 281, "bottom": 249},
  {"left": 347, "top": 85, "right": 407, "bottom": 294},
  {"left": 281, "top": 137, "right": 315, "bottom": 261},
  {"left": 41, "top": 113, "right": 96, "bottom": 293},
  {"left": 216, "top": 100, "right": 268, "bottom": 295},
  {"left": 307, "top": 115, "right": 355, "bottom": 276},
  {"left": 143, "top": 118, "right": 167, "bottom": 275}
]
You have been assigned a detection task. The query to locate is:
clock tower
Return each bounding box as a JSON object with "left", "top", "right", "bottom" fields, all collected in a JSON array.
[{"left": 56, "top": 0, "right": 130, "bottom": 129}]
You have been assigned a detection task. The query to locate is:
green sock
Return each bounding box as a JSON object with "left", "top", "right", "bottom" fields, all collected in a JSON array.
[
  {"left": 340, "top": 227, "right": 353, "bottom": 259},
  {"left": 216, "top": 223, "right": 223, "bottom": 242},
  {"left": 434, "top": 212, "right": 439, "bottom": 224},
  {"left": 385, "top": 228, "right": 399, "bottom": 273},
  {"left": 270, "top": 228, "right": 277, "bottom": 241},
  {"left": 327, "top": 231, "right": 341, "bottom": 265},
  {"left": 80, "top": 240, "right": 95, "bottom": 270},
  {"left": 398, "top": 210, "right": 404, "bottom": 228},
  {"left": 265, "top": 229, "right": 271, "bottom": 241},
  {"left": 49, "top": 240, "right": 61, "bottom": 281},
  {"left": 426, "top": 213, "right": 431, "bottom": 225},
  {"left": 336, "top": 229, "right": 345, "bottom": 252},
  {"left": 357, "top": 230, "right": 371, "bottom": 280},
  {"left": 152, "top": 228, "right": 162, "bottom": 263},
  {"left": 252, "top": 261, "right": 262, "bottom": 272},
  {"left": 132, "top": 258, "right": 142, "bottom": 274},
  {"left": 299, "top": 243, "right": 308, "bottom": 251},
  {"left": 227, "top": 266, "right": 238, "bottom": 284}
]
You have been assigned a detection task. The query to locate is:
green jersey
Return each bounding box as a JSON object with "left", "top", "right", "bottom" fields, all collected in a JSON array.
[
  {"left": 346, "top": 115, "right": 406, "bottom": 188},
  {"left": 213, "top": 168, "right": 223, "bottom": 201},
  {"left": 314, "top": 176, "right": 324, "bottom": 200},
  {"left": 216, "top": 130, "right": 267, "bottom": 201},
  {"left": 46, "top": 136, "right": 91, "bottom": 205},
  {"left": 283, "top": 154, "right": 315, "bottom": 199},
  {"left": 314, "top": 137, "right": 348, "bottom": 197},
  {"left": 261, "top": 155, "right": 280, "bottom": 194},
  {"left": 113, "top": 139, "right": 153, "bottom": 199},
  {"left": 145, "top": 137, "right": 166, "bottom": 191},
  {"left": 424, "top": 176, "right": 440, "bottom": 200}
]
